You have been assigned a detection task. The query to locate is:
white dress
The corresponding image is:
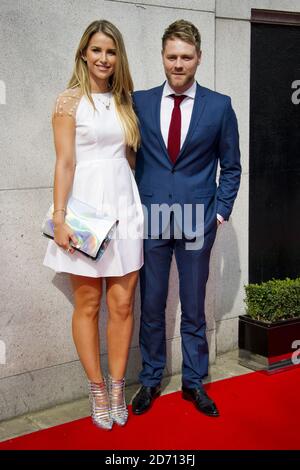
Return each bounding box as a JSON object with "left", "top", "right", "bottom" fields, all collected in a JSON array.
[{"left": 43, "top": 88, "right": 144, "bottom": 278}]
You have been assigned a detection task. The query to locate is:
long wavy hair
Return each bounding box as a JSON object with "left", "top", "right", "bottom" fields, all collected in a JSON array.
[{"left": 68, "top": 20, "right": 140, "bottom": 150}]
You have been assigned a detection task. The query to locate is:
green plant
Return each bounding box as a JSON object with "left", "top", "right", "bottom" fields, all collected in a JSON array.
[{"left": 244, "top": 277, "right": 300, "bottom": 323}]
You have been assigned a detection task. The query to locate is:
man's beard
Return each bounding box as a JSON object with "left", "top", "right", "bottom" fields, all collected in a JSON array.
[{"left": 166, "top": 72, "right": 193, "bottom": 90}]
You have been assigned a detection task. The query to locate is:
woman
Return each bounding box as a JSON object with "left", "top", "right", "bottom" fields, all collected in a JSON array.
[{"left": 43, "top": 20, "right": 143, "bottom": 430}]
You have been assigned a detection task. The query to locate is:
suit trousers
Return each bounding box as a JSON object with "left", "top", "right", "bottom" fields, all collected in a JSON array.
[{"left": 139, "top": 214, "right": 217, "bottom": 388}]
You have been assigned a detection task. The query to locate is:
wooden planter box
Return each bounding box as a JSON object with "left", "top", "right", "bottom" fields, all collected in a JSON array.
[{"left": 238, "top": 315, "right": 300, "bottom": 372}]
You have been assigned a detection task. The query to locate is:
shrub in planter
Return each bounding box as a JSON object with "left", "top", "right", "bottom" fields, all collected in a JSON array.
[
  {"left": 244, "top": 277, "right": 300, "bottom": 323},
  {"left": 239, "top": 277, "right": 300, "bottom": 371}
]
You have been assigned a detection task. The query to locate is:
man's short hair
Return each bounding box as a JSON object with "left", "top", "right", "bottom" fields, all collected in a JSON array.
[{"left": 162, "top": 20, "right": 201, "bottom": 53}]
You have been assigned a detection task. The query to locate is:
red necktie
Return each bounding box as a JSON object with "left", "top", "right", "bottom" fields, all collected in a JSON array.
[{"left": 167, "top": 94, "right": 186, "bottom": 163}]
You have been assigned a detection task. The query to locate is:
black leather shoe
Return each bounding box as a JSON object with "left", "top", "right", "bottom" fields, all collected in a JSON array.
[
  {"left": 182, "top": 386, "right": 220, "bottom": 417},
  {"left": 132, "top": 385, "right": 161, "bottom": 415}
]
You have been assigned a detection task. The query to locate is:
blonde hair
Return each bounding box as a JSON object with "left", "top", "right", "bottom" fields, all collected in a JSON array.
[
  {"left": 162, "top": 20, "right": 201, "bottom": 53},
  {"left": 68, "top": 20, "right": 140, "bottom": 150}
]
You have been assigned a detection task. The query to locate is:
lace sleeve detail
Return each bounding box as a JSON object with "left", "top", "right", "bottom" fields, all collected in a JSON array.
[{"left": 53, "top": 88, "right": 82, "bottom": 119}]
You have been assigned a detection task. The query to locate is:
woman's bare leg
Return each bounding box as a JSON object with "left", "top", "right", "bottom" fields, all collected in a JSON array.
[
  {"left": 106, "top": 270, "right": 139, "bottom": 379},
  {"left": 70, "top": 274, "right": 103, "bottom": 383}
]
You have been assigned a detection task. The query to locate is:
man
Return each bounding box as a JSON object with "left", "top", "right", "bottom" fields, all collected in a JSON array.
[{"left": 132, "top": 20, "right": 241, "bottom": 417}]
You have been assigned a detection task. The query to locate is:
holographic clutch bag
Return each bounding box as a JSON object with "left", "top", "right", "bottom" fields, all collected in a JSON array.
[{"left": 41, "top": 196, "right": 119, "bottom": 261}]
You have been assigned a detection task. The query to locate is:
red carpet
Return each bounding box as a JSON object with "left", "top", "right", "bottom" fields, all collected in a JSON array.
[{"left": 0, "top": 367, "right": 299, "bottom": 450}]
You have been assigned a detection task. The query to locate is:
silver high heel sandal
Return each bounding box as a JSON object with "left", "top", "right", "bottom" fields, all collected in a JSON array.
[
  {"left": 108, "top": 374, "right": 128, "bottom": 426},
  {"left": 89, "top": 379, "right": 113, "bottom": 430}
]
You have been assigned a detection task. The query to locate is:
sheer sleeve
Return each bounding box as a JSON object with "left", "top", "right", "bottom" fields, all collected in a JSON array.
[{"left": 52, "top": 88, "right": 82, "bottom": 119}]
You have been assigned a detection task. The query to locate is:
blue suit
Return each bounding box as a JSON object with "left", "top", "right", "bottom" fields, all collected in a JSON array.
[{"left": 134, "top": 82, "right": 241, "bottom": 388}]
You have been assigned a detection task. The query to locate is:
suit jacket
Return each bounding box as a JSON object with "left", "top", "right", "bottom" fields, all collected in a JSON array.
[{"left": 133, "top": 82, "right": 241, "bottom": 237}]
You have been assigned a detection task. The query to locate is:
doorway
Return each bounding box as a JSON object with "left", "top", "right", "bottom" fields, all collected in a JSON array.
[{"left": 249, "top": 9, "right": 300, "bottom": 282}]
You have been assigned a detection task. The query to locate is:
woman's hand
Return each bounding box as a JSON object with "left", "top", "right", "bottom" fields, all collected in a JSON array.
[{"left": 53, "top": 220, "right": 78, "bottom": 254}]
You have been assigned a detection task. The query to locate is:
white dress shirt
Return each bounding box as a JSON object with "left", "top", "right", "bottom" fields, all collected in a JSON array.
[
  {"left": 160, "top": 80, "right": 196, "bottom": 149},
  {"left": 160, "top": 80, "right": 224, "bottom": 224}
]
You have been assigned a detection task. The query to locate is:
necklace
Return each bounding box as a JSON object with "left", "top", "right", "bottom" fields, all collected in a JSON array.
[{"left": 93, "top": 94, "right": 111, "bottom": 110}]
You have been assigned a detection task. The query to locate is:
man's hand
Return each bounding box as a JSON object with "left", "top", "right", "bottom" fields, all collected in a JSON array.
[{"left": 216, "top": 214, "right": 224, "bottom": 227}]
